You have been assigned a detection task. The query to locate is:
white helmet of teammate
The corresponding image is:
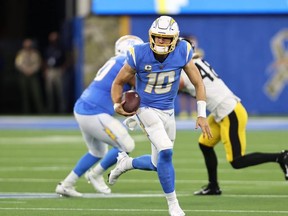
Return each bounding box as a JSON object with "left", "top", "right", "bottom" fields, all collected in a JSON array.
[
  {"left": 115, "top": 35, "right": 144, "bottom": 56},
  {"left": 149, "top": 16, "right": 180, "bottom": 55}
]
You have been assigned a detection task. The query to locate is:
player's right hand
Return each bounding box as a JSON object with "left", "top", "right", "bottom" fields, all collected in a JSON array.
[{"left": 114, "top": 101, "right": 136, "bottom": 117}]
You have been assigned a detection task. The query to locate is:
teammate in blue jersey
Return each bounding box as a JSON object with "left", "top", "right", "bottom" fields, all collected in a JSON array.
[
  {"left": 108, "top": 16, "right": 212, "bottom": 216},
  {"left": 55, "top": 35, "right": 144, "bottom": 197}
]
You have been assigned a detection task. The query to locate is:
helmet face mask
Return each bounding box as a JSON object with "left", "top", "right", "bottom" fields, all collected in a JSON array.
[
  {"left": 149, "top": 16, "right": 180, "bottom": 55},
  {"left": 115, "top": 35, "right": 144, "bottom": 56}
]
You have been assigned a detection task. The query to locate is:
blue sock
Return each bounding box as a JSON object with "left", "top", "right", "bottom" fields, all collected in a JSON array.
[
  {"left": 100, "top": 147, "right": 120, "bottom": 170},
  {"left": 132, "top": 154, "right": 157, "bottom": 171},
  {"left": 73, "top": 152, "right": 100, "bottom": 176},
  {"left": 157, "top": 149, "right": 175, "bottom": 193}
]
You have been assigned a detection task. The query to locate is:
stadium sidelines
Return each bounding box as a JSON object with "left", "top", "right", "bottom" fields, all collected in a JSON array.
[{"left": 0, "top": 116, "right": 288, "bottom": 130}]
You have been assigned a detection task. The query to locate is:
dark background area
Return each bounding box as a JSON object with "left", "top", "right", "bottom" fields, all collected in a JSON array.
[
  {"left": 0, "top": 0, "right": 75, "bottom": 114},
  {"left": 0, "top": 0, "right": 67, "bottom": 50}
]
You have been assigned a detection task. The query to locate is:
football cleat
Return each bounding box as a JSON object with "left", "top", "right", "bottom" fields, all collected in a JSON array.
[
  {"left": 108, "top": 152, "right": 133, "bottom": 185},
  {"left": 168, "top": 201, "right": 185, "bottom": 216},
  {"left": 278, "top": 150, "right": 288, "bottom": 180},
  {"left": 194, "top": 183, "right": 222, "bottom": 195},
  {"left": 55, "top": 182, "right": 83, "bottom": 197},
  {"left": 85, "top": 171, "right": 111, "bottom": 194}
]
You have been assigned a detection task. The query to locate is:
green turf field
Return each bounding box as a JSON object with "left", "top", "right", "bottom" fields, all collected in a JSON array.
[{"left": 0, "top": 129, "right": 287, "bottom": 216}]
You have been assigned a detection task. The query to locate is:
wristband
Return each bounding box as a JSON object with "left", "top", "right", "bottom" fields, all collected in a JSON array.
[
  {"left": 197, "top": 100, "right": 207, "bottom": 118},
  {"left": 113, "top": 103, "right": 121, "bottom": 111}
]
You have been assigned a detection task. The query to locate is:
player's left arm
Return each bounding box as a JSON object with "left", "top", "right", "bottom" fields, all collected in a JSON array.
[{"left": 183, "top": 59, "right": 212, "bottom": 139}]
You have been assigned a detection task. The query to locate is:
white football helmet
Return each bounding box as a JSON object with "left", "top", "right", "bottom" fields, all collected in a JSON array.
[
  {"left": 115, "top": 35, "right": 144, "bottom": 56},
  {"left": 149, "top": 16, "right": 180, "bottom": 54}
]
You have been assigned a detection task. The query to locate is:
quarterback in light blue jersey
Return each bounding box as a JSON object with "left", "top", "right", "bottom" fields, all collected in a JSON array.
[
  {"left": 129, "top": 40, "right": 192, "bottom": 110},
  {"left": 109, "top": 16, "right": 212, "bottom": 216},
  {"left": 55, "top": 35, "right": 144, "bottom": 197}
]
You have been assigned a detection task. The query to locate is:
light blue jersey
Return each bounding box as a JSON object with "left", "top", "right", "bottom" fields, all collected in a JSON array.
[
  {"left": 127, "top": 40, "right": 193, "bottom": 110},
  {"left": 74, "top": 55, "right": 132, "bottom": 115}
]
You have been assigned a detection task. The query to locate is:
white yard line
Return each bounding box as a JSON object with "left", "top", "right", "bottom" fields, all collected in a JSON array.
[
  {"left": 0, "top": 206, "right": 287, "bottom": 214},
  {"left": 0, "top": 135, "right": 147, "bottom": 145},
  {"left": 0, "top": 192, "right": 288, "bottom": 199}
]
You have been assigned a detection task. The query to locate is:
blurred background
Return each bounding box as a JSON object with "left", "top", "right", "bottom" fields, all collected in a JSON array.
[{"left": 0, "top": 0, "right": 287, "bottom": 116}]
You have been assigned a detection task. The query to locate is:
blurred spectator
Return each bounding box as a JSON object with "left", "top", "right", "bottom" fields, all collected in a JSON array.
[
  {"left": 43, "top": 31, "right": 67, "bottom": 113},
  {"left": 15, "top": 38, "right": 44, "bottom": 114}
]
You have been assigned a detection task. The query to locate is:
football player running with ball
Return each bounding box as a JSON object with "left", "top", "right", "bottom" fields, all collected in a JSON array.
[
  {"left": 179, "top": 38, "right": 288, "bottom": 195},
  {"left": 110, "top": 16, "right": 212, "bottom": 216},
  {"left": 55, "top": 35, "right": 144, "bottom": 197}
]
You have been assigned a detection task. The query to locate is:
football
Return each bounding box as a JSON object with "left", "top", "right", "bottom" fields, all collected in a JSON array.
[{"left": 122, "top": 90, "right": 141, "bottom": 112}]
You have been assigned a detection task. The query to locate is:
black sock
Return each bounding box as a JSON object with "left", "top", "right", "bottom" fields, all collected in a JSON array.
[
  {"left": 231, "top": 152, "right": 279, "bottom": 169},
  {"left": 199, "top": 144, "right": 218, "bottom": 186}
]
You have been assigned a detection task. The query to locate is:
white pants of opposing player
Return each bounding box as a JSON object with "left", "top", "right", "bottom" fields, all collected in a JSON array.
[
  {"left": 136, "top": 107, "right": 176, "bottom": 167},
  {"left": 74, "top": 112, "right": 135, "bottom": 158}
]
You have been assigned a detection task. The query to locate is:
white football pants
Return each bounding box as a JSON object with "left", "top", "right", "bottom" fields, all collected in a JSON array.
[
  {"left": 136, "top": 107, "right": 176, "bottom": 167},
  {"left": 74, "top": 112, "right": 135, "bottom": 158}
]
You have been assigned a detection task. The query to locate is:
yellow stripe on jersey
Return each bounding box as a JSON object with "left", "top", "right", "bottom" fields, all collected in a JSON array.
[
  {"left": 186, "top": 42, "right": 192, "bottom": 62},
  {"left": 129, "top": 47, "right": 137, "bottom": 66}
]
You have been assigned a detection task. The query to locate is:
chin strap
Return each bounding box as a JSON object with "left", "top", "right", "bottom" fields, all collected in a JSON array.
[{"left": 154, "top": 45, "right": 169, "bottom": 54}]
